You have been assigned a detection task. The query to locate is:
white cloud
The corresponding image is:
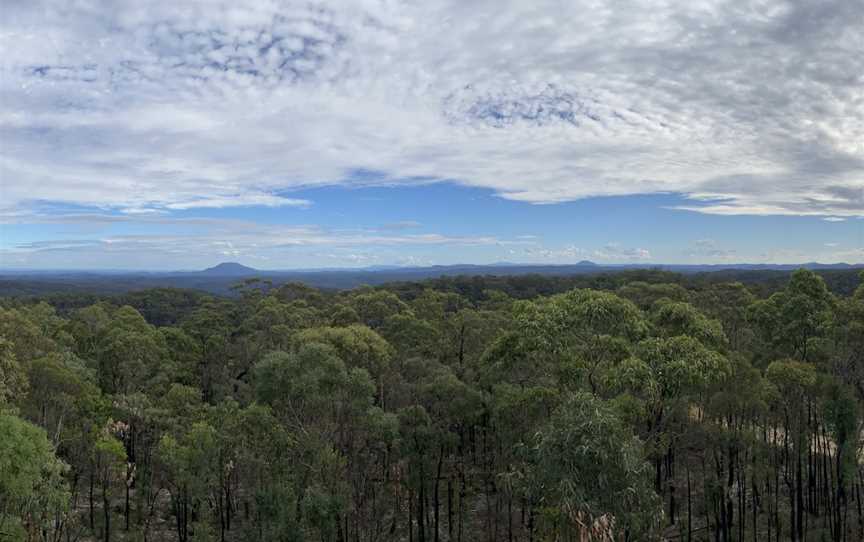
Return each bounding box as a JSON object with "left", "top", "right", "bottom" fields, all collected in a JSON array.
[
  {"left": 823, "top": 217, "right": 846, "bottom": 222},
  {"left": 322, "top": 252, "right": 378, "bottom": 264},
  {"left": 0, "top": 216, "right": 509, "bottom": 269},
  {"left": 825, "top": 248, "right": 864, "bottom": 264},
  {"left": 396, "top": 255, "right": 434, "bottom": 267},
  {"left": 593, "top": 243, "right": 651, "bottom": 262},
  {"left": 683, "top": 238, "right": 737, "bottom": 261},
  {"left": 378, "top": 220, "right": 422, "bottom": 231},
  {"left": 164, "top": 194, "right": 311, "bottom": 210},
  {"left": 520, "top": 244, "right": 588, "bottom": 262},
  {"left": 0, "top": 0, "right": 863, "bottom": 217}
]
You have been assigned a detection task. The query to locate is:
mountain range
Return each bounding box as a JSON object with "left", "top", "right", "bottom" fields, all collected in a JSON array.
[
  {"left": 194, "top": 260, "right": 860, "bottom": 275},
  {"left": 2, "top": 260, "right": 862, "bottom": 298}
]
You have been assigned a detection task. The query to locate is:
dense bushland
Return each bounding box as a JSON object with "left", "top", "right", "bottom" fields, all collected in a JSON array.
[{"left": 2, "top": 269, "right": 864, "bottom": 541}]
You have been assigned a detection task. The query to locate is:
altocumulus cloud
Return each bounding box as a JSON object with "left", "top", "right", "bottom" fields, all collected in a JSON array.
[{"left": 1, "top": 0, "right": 863, "bottom": 216}]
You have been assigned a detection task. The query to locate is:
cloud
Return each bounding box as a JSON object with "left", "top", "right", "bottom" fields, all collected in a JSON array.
[
  {"left": 322, "top": 252, "right": 378, "bottom": 264},
  {"left": 522, "top": 244, "right": 586, "bottom": 262},
  {"left": 593, "top": 243, "right": 651, "bottom": 261},
  {"left": 683, "top": 238, "right": 737, "bottom": 261},
  {"left": 378, "top": 220, "right": 422, "bottom": 231},
  {"left": 825, "top": 248, "right": 864, "bottom": 264},
  {"left": 822, "top": 217, "right": 846, "bottom": 222},
  {"left": 396, "top": 255, "right": 434, "bottom": 267},
  {"left": 164, "top": 194, "right": 312, "bottom": 210},
  {"left": 1, "top": 0, "right": 863, "bottom": 218},
  {"left": 0, "top": 213, "right": 513, "bottom": 269},
  {"left": 515, "top": 242, "right": 653, "bottom": 263}
]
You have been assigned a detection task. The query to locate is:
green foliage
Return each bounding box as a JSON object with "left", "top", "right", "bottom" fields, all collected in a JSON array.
[
  {"left": 3, "top": 268, "right": 864, "bottom": 541},
  {"left": 765, "top": 359, "right": 818, "bottom": 401},
  {"left": 618, "top": 280, "right": 690, "bottom": 310},
  {"left": 254, "top": 343, "right": 376, "bottom": 443},
  {"left": 294, "top": 325, "right": 392, "bottom": 378},
  {"left": 348, "top": 290, "right": 411, "bottom": 329},
  {"left": 0, "top": 304, "right": 64, "bottom": 362},
  {"left": 523, "top": 392, "right": 661, "bottom": 538},
  {"left": 0, "top": 412, "right": 70, "bottom": 539},
  {"left": 515, "top": 288, "right": 648, "bottom": 349},
  {"left": 748, "top": 269, "right": 835, "bottom": 362},
  {"left": 632, "top": 336, "right": 731, "bottom": 400},
  {"left": 0, "top": 338, "right": 28, "bottom": 406},
  {"left": 157, "top": 422, "right": 217, "bottom": 495},
  {"left": 822, "top": 381, "right": 859, "bottom": 484},
  {"left": 651, "top": 300, "right": 727, "bottom": 348}
]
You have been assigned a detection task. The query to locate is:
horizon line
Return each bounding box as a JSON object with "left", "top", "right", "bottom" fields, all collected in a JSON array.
[{"left": 2, "top": 261, "right": 863, "bottom": 274}]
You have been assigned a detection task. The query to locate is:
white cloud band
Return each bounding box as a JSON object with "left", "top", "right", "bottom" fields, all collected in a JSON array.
[{"left": 1, "top": 0, "right": 862, "bottom": 216}]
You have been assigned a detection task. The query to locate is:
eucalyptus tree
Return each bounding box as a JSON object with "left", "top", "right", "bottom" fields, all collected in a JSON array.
[
  {"left": 181, "top": 302, "right": 234, "bottom": 403},
  {"left": 4, "top": 267, "right": 864, "bottom": 541},
  {"left": 157, "top": 421, "right": 220, "bottom": 542},
  {"left": 693, "top": 282, "right": 757, "bottom": 353},
  {"left": 0, "top": 412, "right": 70, "bottom": 542},
  {"left": 93, "top": 426, "right": 127, "bottom": 542},
  {"left": 519, "top": 392, "right": 661, "bottom": 540},
  {"left": 0, "top": 337, "right": 27, "bottom": 406},
  {"left": 832, "top": 272, "right": 864, "bottom": 399},
  {"left": 254, "top": 342, "right": 378, "bottom": 540},
  {"left": 410, "top": 361, "right": 483, "bottom": 542},
  {"left": 617, "top": 281, "right": 691, "bottom": 311},
  {"left": 294, "top": 325, "right": 393, "bottom": 407},
  {"left": 0, "top": 303, "right": 67, "bottom": 363},
  {"left": 822, "top": 380, "right": 859, "bottom": 541},
  {"left": 607, "top": 299, "right": 730, "bottom": 531},
  {"left": 348, "top": 290, "right": 412, "bottom": 329},
  {"left": 748, "top": 269, "right": 835, "bottom": 363},
  {"left": 502, "top": 288, "right": 649, "bottom": 394},
  {"left": 227, "top": 403, "right": 299, "bottom": 541},
  {"left": 96, "top": 306, "right": 168, "bottom": 396},
  {"left": 765, "top": 360, "right": 818, "bottom": 541}
]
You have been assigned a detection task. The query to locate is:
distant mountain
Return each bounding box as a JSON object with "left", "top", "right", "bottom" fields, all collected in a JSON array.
[
  {"left": 361, "top": 265, "right": 407, "bottom": 271},
  {"left": 444, "top": 260, "right": 597, "bottom": 268},
  {"left": 649, "top": 262, "right": 858, "bottom": 272},
  {"left": 2, "top": 261, "right": 863, "bottom": 298},
  {"left": 199, "top": 262, "right": 259, "bottom": 276}
]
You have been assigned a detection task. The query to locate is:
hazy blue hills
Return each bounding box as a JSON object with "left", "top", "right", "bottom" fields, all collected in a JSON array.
[
  {"left": 1, "top": 261, "right": 861, "bottom": 297},
  {"left": 199, "top": 262, "right": 259, "bottom": 276}
]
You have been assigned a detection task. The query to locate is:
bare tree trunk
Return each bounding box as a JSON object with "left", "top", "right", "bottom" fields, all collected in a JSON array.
[
  {"left": 687, "top": 463, "right": 693, "bottom": 542},
  {"left": 102, "top": 482, "right": 110, "bottom": 542},
  {"left": 89, "top": 471, "right": 95, "bottom": 531},
  {"left": 447, "top": 477, "right": 454, "bottom": 541},
  {"left": 434, "top": 446, "right": 443, "bottom": 542}
]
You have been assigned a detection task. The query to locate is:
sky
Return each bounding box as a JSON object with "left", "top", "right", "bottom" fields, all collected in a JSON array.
[{"left": 1, "top": 0, "right": 863, "bottom": 270}]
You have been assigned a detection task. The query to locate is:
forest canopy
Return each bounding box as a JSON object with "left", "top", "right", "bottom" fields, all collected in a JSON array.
[{"left": 1, "top": 268, "right": 864, "bottom": 541}]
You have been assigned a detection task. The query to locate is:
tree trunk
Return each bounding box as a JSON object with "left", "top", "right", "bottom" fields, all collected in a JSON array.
[
  {"left": 418, "top": 473, "right": 426, "bottom": 542},
  {"left": 125, "top": 482, "right": 130, "bottom": 532},
  {"left": 687, "top": 463, "right": 693, "bottom": 542},
  {"left": 89, "top": 471, "right": 95, "bottom": 531},
  {"left": 434, "top": 446, "right": 443, "bottom": 542},
  {"left": 102, "top": 482, "right": 110, "bottom": 542},
  {"left": 409, "top": 486, "right": 414, "bottom": 542},
  {"left": 447, "top": 477, "right": 454, "bottom": 541}
]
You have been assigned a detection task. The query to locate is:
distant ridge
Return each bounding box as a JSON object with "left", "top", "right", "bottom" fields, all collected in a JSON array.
[
  {"left": 199, "top": 262, "right": 259, "bottom": 276},
  {"left": 2, "top": 261, "right": 860, "bottom": 276},
  {"left": 1, "top": 261, "right": 862, "bottom": 298}
]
